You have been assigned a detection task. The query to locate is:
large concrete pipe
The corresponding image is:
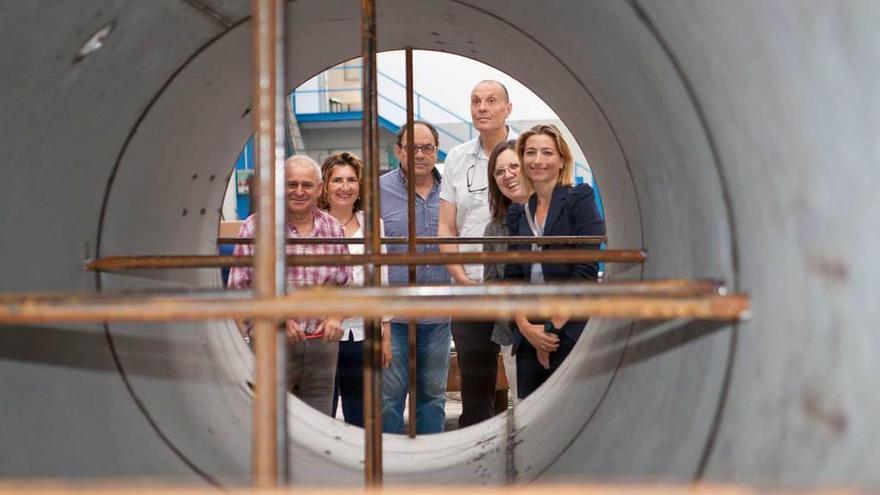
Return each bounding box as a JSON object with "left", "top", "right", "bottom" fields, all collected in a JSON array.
[{"left": 1, "top": 0, "right": 877, "bottom": 488}]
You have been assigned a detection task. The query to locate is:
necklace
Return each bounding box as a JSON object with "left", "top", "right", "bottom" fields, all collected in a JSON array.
[{"left": 343, "top": 213, "right": 356, "bottom": 226}]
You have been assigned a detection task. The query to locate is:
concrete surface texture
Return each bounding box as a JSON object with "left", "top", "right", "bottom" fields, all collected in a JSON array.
[{"left": 0, "top": 0, "right": 877, "bottom": 488}]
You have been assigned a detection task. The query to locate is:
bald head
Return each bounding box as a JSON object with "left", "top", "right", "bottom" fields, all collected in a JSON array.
[
  {"left": 474, "top": 79, "right": 509, "bottom": 102},
  {"left": 471, "top": 80, "right": 513, "bottom": 135}
]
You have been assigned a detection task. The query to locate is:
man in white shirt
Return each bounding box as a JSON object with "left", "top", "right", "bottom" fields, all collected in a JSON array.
[{"left": 438, "top": 80, "right": 516, "bottom": 427}]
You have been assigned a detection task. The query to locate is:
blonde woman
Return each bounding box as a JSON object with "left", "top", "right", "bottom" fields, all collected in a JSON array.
[
  {"left": 503, "top": 124, "right": 605, "bottom": 399},
  {"left": 319, "top": 151, "right": 391, "bottom": 426}
]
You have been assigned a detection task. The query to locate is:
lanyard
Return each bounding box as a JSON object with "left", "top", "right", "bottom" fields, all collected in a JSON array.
[{"left": 523, "top": 203, "right": 543, "bottom": 250}]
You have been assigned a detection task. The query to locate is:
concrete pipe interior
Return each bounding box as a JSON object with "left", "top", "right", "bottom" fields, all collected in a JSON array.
[{"left": 2, "top": 0, "right": 879, "bottom": 488}]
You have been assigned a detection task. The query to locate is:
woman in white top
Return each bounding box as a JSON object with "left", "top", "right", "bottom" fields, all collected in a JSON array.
[{"left": 319, "top": 152, "right": 391, "bottom": 426}]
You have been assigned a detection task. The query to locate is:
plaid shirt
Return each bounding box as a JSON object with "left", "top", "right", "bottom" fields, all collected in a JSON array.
[{"left": 228, "top": 208, "right": 351, "bottom": 337}]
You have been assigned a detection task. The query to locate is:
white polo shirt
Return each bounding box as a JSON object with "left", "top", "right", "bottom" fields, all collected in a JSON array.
[{"left": 440, "top": 128, "right": 517, "bottom": 282}]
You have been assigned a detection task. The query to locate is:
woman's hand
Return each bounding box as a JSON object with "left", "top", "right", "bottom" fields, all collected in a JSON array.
[
  {"left": 285, "top": 319, "right": 306, "bottom": 343},
  {"left": 516, "top": 316, "right": 559, "bottom": 353},
  {"left": 317, "top": 317, "right": 344, "bottom": 342},
  {"left": 381, "top": 321, "right": 392, "bottom": 368},
  {"left": 550, "top": 315, "right": 569, "bottom": 331},
  {"left": 536, "top": 349, "right": 551, "bottom": 370}
]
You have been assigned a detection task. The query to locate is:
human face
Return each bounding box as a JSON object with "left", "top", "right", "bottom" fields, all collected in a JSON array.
[
  {"left": 522, "top": 134, "right": 563, "bottom": 186},
  {"left": 395, "top": 123, "right": 437, "bottom": 180},
  {"left": 326, "top": 164, "right": 359, "bottom": 213},
  {"left": 285, "top": 161, "right": 322, "bottom": 216},
  {"left": 470, "top": 82, "right": 512, "bottom": 134},
  {"left": 493, "top": 149, "right": 527, "bottom": 202}
]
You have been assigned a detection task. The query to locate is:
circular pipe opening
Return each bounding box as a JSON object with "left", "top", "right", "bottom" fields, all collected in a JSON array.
[{"left": 96, "top": 0, "right": 735, "bottom": 485}]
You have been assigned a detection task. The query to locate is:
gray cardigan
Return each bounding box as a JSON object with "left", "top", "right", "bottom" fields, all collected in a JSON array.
[{"left": 483, "top": 219, "right": 513, "bottom": 346}]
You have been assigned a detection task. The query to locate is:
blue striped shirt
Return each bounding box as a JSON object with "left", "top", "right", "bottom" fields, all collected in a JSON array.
[{"left": 380, "top": 168, "right": 450, "bottom": 324}]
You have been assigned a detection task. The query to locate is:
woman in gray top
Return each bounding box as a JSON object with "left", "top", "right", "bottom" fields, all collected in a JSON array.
[{"left": 484, "top": 139, "right": 529, "bottom": 346}]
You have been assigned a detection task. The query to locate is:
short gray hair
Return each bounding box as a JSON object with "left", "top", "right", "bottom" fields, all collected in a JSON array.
[{"left": 285, "top": 154, "right": 322, "bottom": 182}]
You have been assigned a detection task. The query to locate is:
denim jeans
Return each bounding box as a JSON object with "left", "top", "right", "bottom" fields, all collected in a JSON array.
[{"left": 382, "top": 321, "right": 451, "bottom": 434}]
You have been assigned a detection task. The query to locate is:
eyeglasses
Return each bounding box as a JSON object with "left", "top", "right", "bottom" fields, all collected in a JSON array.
[
  {"left": 466, "top": 161, "right": 488, "bottom": 193},
  {"left": 399, "top": 143, "right": 436, "bottom": 155},
  {"left": 493, "top": 162, "right": 521, "bottom": 178}
]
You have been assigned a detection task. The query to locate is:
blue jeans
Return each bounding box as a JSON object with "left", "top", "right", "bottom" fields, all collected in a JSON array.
[{"left": 382, "top": 321, "right": 451, "bottom": 434}]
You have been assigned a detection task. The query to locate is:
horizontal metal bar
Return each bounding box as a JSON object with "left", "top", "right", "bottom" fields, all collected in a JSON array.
[
  {"left": 0, "top": 279, "right": 728, "bottom": 303},
  {"left": 86, "top": 249, "right": 645, "bottom": 272},
  {"left": 217, "top": 235, "right": 607, "bottom": 246},
  {"left": 0, "top": 281, "right": 749, "bottom": 324}
]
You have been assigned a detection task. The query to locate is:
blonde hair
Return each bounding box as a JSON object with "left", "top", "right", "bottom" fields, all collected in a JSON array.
[{"left": 516, "top": 123, "right": 574, "bottom": 194}]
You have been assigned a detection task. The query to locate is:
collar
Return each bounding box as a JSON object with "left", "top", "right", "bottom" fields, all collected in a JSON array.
[
  {"left": 286, "top": 207, "right": 321, "bottom": 235},
  {"left": 469, "top": 125, "right": 517, "bottom": 159}
]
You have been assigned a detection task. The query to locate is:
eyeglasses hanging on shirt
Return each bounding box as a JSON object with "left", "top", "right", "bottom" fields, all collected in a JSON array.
[{"left": 466, "top": 157, "right": 489, "bottom": 193}]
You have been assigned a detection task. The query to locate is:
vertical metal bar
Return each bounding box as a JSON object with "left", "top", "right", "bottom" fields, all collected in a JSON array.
[
  {"left": 272, "top": 0, "right": 289, "bottom": 483},
  {"left": 360, "top": 0, "right": 383, "bottom": 486},
  {"left": 251, "top": 0, "right": 286, "bottom": 487},
  {"left": 404, "top": 48, "right": 418, "bottom": 439}
]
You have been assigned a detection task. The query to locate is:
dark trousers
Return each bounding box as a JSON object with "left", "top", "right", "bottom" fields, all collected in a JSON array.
[
  {"left": 451, "top": 320, "right": 499, "bottom": 428},
  {"left": 516, "top": 331, "right": 577, "bottom": 400},
  {"left": 331, "top": 335, "right": 364, "bottom": 427}
]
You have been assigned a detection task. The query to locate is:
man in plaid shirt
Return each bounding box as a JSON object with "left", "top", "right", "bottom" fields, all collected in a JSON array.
[{"left": 228, "top": 155, "right": 351, "bottom": 415}]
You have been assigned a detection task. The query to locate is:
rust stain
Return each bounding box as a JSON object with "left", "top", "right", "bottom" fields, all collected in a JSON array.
[
  {"left": 801, "top": 389, "right": 848, "bottom": 438},
  {"left": 807, "top": 254, "right": 849, "bottom": 284}
]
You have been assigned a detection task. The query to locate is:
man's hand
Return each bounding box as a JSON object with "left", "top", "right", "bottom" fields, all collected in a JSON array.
[
  {"left": 381, "top": 321, "right": 392, "bottom": 368},
  {"left": 317, "top": 317, "right": 344, "bottom": 342},
  {"left": 285, "top": 319, "right": 306, "bottom": 343}
]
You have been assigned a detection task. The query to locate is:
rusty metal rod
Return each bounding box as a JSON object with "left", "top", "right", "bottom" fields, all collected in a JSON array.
[
  {"left": 404, "top": 47, "right": 418, "bottom": 439},
  {"left": 0, "top": 279, "right": 731, "bottom": 305},
  {"left": 217, "top": 235, "right": 607, "bottom": 245},
  {"left": 360, "top": 0, "right": 383, "bottom": 485},
  {"left": 0, "top": 287, "right": 751, "bottom": 324},
  {"left": 270, "top": 0, "right": 289, "bottom": 481},
  {"left": 250, "top": 0, "right": 285, "bottom": 486},
  {"left": 86, "top": 249, "right": 645, "bottom": 272}
]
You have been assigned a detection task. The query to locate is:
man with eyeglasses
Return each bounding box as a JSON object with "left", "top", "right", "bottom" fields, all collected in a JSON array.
[
  {"left": 379, "top": 120, "right": 451, "bottom": 434},
  {"left": 438, "top": 80, "right": 517, "bottom": 428}
]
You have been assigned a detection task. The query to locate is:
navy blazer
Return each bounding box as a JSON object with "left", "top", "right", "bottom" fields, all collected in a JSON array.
[{"left": 503, "top": 183, "right": 606, "bottom": 343}]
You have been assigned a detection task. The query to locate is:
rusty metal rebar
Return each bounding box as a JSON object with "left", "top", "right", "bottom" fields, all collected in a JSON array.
[
  {"left": 217, "top": 235, "right": 607, "bottom": 245},
  {"left": 0, "top": 282, "right": 750, "bottom": 324},
  {"left": 0, "top": 278, "right": 730, "bottom": 304},
  {"left": 250, "top": 0, "right": 286, "bottom": 486},
  {"left": 86, "top": 249, "right": 645, "bottom": 272},
  {"left": 360, "top": 0, "right": 383, "bottom": 485},
  {"left": 404, "top": 47, "right": 418, "bottom": 439}
]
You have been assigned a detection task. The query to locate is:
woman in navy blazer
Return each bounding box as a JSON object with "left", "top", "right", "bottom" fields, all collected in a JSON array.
[{"left": 503, "top": 124, "right": 606, "bottom": 399}]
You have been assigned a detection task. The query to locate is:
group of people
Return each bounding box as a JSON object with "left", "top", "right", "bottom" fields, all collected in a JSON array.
[{"left": 227, "top": 79, "right": 606, "bottom": 434}]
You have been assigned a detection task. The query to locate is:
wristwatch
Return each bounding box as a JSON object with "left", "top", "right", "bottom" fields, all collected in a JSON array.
[{"left": 544, "top": 320, "right": 561, "bottom": 335}]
